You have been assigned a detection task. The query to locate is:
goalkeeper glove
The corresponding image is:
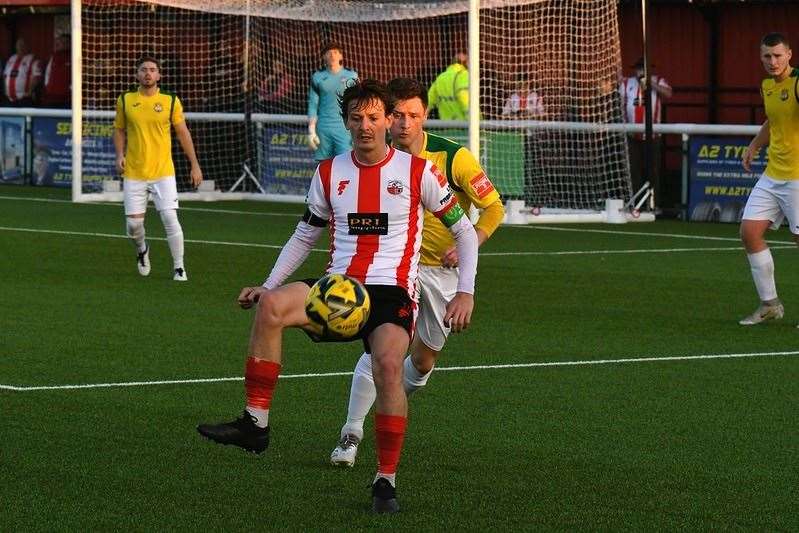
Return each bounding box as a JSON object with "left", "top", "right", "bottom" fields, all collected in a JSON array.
[{"left": 307, "top": 125, "right": 321, "bottom": 151}]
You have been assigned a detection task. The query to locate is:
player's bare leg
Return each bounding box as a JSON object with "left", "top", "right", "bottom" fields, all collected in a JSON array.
[
  {"left": 331, "top": 337, "right": 438, "bottom": 467},
  {"left": 739, "top": 219, "right": 784, "bottom": 325},
  {"left": 368, "top": 323, "right": 410, "bottom": 514},
  {"left": 197, "top": 283, "right": 311, "bottom": 453}
]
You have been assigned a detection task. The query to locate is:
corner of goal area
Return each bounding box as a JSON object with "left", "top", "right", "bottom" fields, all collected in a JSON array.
[{"left": 501, "top": 199, "right": 655, "bottom": 225}]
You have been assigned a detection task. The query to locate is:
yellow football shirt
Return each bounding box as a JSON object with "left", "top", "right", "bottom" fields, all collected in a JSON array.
[
  {"left": 113, "top": 88, "right": 185, "bottom": 180},
  {"left": 418, "top": 132, "right": 502, "bottom": 266},
  {"left": 762, "top": 68, "right": 799, "bottom": 180}
]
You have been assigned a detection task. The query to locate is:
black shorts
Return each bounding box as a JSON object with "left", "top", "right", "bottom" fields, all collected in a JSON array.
[{"left": 300, "top": 279, "right": 415, "bottom": 352}]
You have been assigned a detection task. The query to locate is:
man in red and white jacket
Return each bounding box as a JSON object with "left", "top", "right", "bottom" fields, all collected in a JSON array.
[
  {"left": 3, "top": 38, "right": 42, "bottom": 106},
  {"left": 619, "top": 57, "right": 673, "bottom": 198},
  {"left": 620, "top": 58, "right": 673, "bottom": 127}
]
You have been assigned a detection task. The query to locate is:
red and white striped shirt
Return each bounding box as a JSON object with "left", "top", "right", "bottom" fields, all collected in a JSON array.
[
  {"left": 3, "top": 54, "right": 42, "bottom": 102},
  {"left": 620, "top": 75, "right": 671, "bottom": 125},
  {"left": 307, "top": 147, "right": 459, "bottom": 293}
]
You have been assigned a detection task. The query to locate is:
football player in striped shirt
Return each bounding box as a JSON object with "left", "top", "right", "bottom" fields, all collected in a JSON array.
[
  {"left": 330, "top": 77, "right": 504, "bottom": 467},
  {"left": 739, "top": 33, "right": 799, "bottom": 325},
  {"left": 197, "top": 79, "right": 479, "bottom": 514}
]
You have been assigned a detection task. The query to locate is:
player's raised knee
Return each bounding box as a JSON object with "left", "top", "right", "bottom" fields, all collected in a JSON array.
[{"left": 255, "top": 290, "right": 289, "bottom": 327}]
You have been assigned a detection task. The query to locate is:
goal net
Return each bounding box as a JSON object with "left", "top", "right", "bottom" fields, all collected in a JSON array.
[{"left": 76, "top": 0, "right": 636, "bottom": 221}]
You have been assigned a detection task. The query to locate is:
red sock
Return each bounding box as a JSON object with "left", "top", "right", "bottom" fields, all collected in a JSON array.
[
  {"left": 245, "top": 357, "right": 281, "bottom": 409},
  {"left": 375, "top": 413, "right": 408, "bottom": 475}
]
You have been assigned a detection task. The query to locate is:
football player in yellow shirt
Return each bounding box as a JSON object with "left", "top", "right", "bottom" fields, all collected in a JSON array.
[
  {"left": 113, "top": 55, "right": 202, "bottom": 281},
  {"left": 330, "top": 77, "right": 505, "bottom": 466},
  {"left": 739, "top": 33, "right": 799, "bottom": 325}
]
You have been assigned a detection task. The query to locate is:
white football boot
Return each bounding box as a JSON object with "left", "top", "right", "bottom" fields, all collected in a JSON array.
[
  {"left": 173, "top": 268, "right": 188, "bottom": 282},
  {"left": 738, "top": 302, "right": 784, "bottom": 326},
  {"left": 136, "top": 246, "right": 151, "bottom": 276},
  {"left": 330, "top": 434, "right": 360, "bottom": 467}
]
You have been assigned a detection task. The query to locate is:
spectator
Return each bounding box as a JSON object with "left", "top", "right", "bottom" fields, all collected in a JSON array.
[
  {"left": 428, "top": 51, "right": 469, "bottom": 120},
  {"left": 258, "top": 58, "right": 294, "bottom": 113},
  {"left": 39, "top": 33, "right": 71, "bottom": 108},
  {"left": 501, "top": 77, "right": 545, "bottom": 118},
  {"left": 619, "top": 57, "right": 673, "bottom": 195},
  {"left": 3, "top": 38, "right": 42, "bottom": 106}
]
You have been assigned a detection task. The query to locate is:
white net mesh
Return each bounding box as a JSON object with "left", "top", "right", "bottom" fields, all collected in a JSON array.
[
  {"left": 80, "top": 0, "right": 631, "bottom": 209},
  {"left": 479, "top": 1, "right": 631, "bottom": 209}
]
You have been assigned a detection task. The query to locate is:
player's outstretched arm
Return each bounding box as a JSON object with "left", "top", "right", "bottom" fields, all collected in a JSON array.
[
  {"left": 443, "top": 215, "right": 478, "bottom": 332},
  {"left": 261, "top": 217, "right": 325, "bottom": 288},
  {"left": 238, "top": 286, "right": 268, "bottom": 309},
  {"left": 743, "top": 120, "right": 770, "bottom": 172},
  {"left": 174, "top": 121, "right": 203, "bottom": 187},
  {"left": 113, "top": 128, "right": 126, "bottom": 174}
]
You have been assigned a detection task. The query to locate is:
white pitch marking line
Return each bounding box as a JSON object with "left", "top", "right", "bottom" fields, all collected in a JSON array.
[
  {"left": 1, "top": 226, "right": 793, "bottom": 257},
  {"left": 2, "top": 194, "right": 795, "bottom": 245},
  {"left": 0, "top": 226, "right": 318, "bottom": 252},
  {"left": 2, "top": 350, "right": 797, "bottom": 392},
  {"left": 522, "top": 224, "right": 794, "bottom": 244},
  {"left": 0, "top": 195, "right": 301, "bottom": 218}
]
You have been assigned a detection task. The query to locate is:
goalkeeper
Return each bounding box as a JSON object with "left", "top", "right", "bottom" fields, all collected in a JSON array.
[
  {"left": 329, "top": 77, "right": 505, "bottom": 467},
  {"left": 306, "top": 42, "right": 358, "bottom": 160}
]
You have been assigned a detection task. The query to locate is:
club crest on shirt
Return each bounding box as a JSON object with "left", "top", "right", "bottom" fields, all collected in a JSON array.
[
  {"left": 780, "top": 89, "right": 789, "bottom": 101},
  {"left": 153, "top": 103, "right": 163, "bottom": 112},
  {"left": 387, "top": 180, "right": 403, "bottom": 195}
]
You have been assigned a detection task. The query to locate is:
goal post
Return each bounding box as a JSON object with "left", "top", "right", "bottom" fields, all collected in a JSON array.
[{"left": 72, "top": 0, "right": 645, "bottom": 222}]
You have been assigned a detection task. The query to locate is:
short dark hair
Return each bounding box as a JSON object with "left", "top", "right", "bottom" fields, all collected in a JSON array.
[
  {"left": 136, "top": 55, "right": 161, "bottom": 70},
  {"left": 339, "top": 78, "right": 394, "bottom": 120},
  {"left": 761, "top": 33, "right": 791, "bottom": 49},
  {"left": 387, "top": 77, "right": 428, "bottom": 109},
  {"left": 321, "top": 42, "right": 343, "bottom": 55}
]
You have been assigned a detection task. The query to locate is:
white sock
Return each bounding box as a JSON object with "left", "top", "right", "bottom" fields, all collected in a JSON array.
[
  {"left": 245, "top": 406, "right": 269, "bottom": 428},
  {"left": 126, "top": 217, "right": 146, "bottom": 253},
  {"left": 403, "top": 356, "right": 433, "bottom": 397},
  {"left": 340, "top": 352, "right": 376, "bottom": 441},
  {"left": 747, "top": 249, "right": 778, "bottom": 302},
  {"left": 159, "top": 209, "right": 184, "bottom": 269},
  {"left": 374, "top": 473, "right": 396, "bottom": 487}
]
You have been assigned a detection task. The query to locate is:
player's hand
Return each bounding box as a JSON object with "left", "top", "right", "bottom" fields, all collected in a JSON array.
[
  {"left": 742, "top": 144, "right": 759, "bottom": 172},
  {"left": 307, "top": 133, "right": 321, "bottom": 151},
  {"left": 444, "top": 292, "right": 474, "bottom": 333},
  {"left": 441, "top": 246, "right": 459, "bottom": 268},
  {"left": 238, "top": 286, "right": 267, "bottom": 309},
  {"left": 116, "top": 156, "right": 126, "bottom": 174},
  {"left": 190, "top": 166, "right": 203, "bottom": 188}
]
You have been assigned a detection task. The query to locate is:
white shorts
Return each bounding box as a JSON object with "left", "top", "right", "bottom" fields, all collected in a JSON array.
[
  {"left": 415, "top": 265, "right": 459, "bottom": 352},
  {"left": 123, "top": 177, "right": 179, "bottom": 215},
  {"left": 742, "top": 174, "right": 799, "bottom": 233}
]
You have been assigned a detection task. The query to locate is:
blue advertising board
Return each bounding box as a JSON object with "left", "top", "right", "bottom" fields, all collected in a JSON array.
[
  {"left": 0, "top": 116, "right": 25, "bottom": 184},
  {"left": 688, "top": 136, "right": 766, "bottom": 223},
  {"left": 32, "top": 117, "right": 116, "bottom": 189},
  {"left": 259, "top": 125, "right": 317, "bottom": 196}
]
